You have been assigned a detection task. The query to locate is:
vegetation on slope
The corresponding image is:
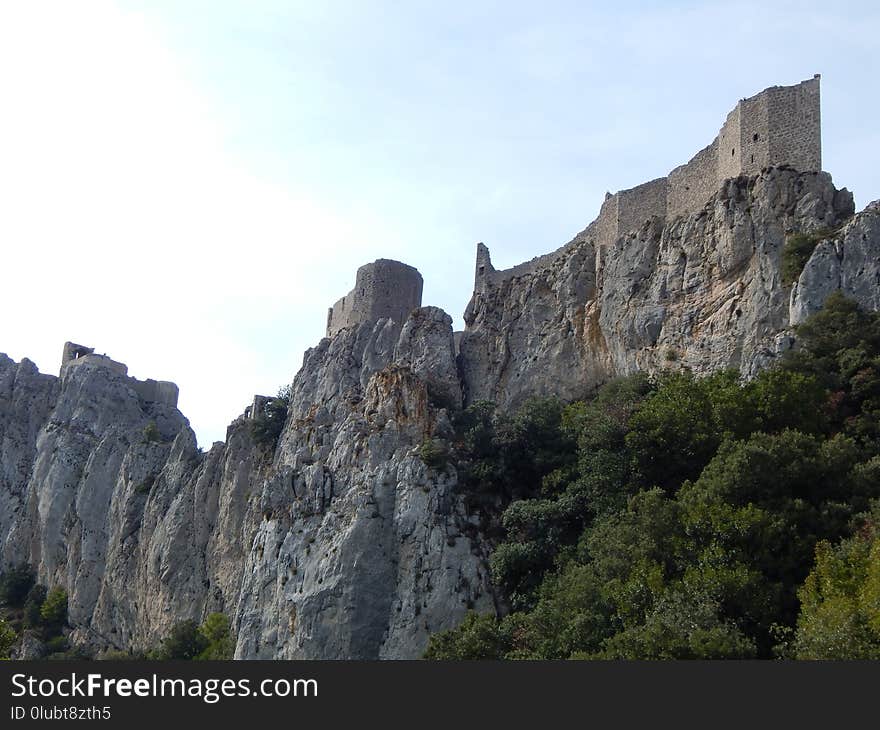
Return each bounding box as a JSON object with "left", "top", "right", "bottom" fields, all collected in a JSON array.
[
  {"left": 781, "top": 227, "right": 840, "bottom": 285},
  {"left": 250, "top": 385, "right": 292, "bottom": 448},
  {"left": 146, "top": 613, "right": 235, "bottom": 661},
  {"left": 0, "top": 563, "right": 235, "bottom": 660},
  {"left": 0, "top": 566, "right": 74, "bottom": 659},
  {"left": 426, "top": 292, "right": 880, "bottom": 659}
]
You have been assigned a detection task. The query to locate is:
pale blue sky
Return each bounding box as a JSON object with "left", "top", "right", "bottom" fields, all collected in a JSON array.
[{"left": 1, "top": 1, "right": 877, "bottom": 445}]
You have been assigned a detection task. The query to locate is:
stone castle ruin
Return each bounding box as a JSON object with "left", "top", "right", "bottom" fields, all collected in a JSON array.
[
  {"left": 61, "top": 341, "right": 179, "bottom": 407},
  {"left": 474, "top": 75, "right": 822, "bottom": 288},
  {"left": 245, "top": 394, "right": 272, "bottom": 420},
  {"left": 320, "top": 78, "right": 821, "bottom": 338},
  {"left": 326, "top": 258, "right": 423, "bottom": 337}
]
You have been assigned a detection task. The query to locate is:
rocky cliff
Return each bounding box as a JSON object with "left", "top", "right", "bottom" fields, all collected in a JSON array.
[
  {"left": 1, "top": 167, "right": 878, "bottom": 659},
  {"left": 461, "top": 168, "right": 862, "bottom": 407},
  {"left": 0, "top": 308, "right": 493, "bottom": 659}
]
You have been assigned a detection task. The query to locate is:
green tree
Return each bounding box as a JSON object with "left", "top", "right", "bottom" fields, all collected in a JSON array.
[
  {"left": 196, "top": 613, "right": 235, "bottom": 660},
  {"left": 593, "top": 587, "right": 756, "bottom": 660},
  {"left": 0, "top": 563, "right": 36, "bottom": 607},
  {"left": 0, "top": 618, "right": 16, "bottom": 660},
  {"left": 250, "top": 387, "right": 291, "bottom": 448},
  {"left": 625, "top": 370, "right": 740, "bottom": 492},
  {"left": 424, "top": 612, "right": 508, "bottom": 660},
  {"left": 783, "top": 292, "right": 880, "bottom": 443},
  {"left": 152, "top": 619, "right": 208, "bottom": 660},
  {"left": 565, "top": 373, "right": 652, "bottom": 516},
  {"left": 794, "top": 503, "right": 880, "bottom": 659},
  {"left": 151, "top": 614, "right": 235, "bottom": 660},
  {"left": 455, "top": 397, "right": 574, "bottom": 505},
  {"left": 747, "top": 368, "right": 828, "bottom": 436},
  {"left": 781, "top": 231, "right": 832, "bottom": 285},
  {"left": 142, "top": 421, "right": 162, "bottom": 443},
  {"left": 23, "top": 584, "right": 47, "bottom": 628},
  {"left": 39, "top": 588, "right": 68, "bottom": 636},
  {"left": 0, "top": 618, "right": 18, "bottom": 660},
  {"left": 98, "top": 649, "right": 144, "bottom": 660},
  {"left": 418, "top": 438, "right": 449, "bottom": 470}
]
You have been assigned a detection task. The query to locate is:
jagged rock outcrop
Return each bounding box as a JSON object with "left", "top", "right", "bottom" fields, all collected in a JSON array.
[
  {"left": 460, "top": 169, "right": 866, "bottom": 407},
  {"left": 0, "top": 354, "right": 257, "bottom": 651},
  {"left": 0, "top": 355, "right": 58, "bottom": 556},
  {"left": 790, "top": 200, "right": 880, "bottom": 324},
  {"left": 0, "top": 166, "right": 878, "bottom": 660},
  {"left": 235, "top": 306, "right": 493, "bottom": 659},
  {"left": 0, "top": 307, "right": 493, "bottom": 659}
]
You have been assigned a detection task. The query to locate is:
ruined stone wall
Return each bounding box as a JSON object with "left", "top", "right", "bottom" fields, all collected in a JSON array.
[
  {"left": 468, "top": 183, "right": 661, "bottom": 287},
  {"left": 594, "top": 194, "right": 619, "bottom": 252},
  {"left": 61, "top": 342, "right": 94, "bottom": 372},
  {"left": 473, "top": 242, "right": 495, "bottom": 291},
  {"left": 688, "top": 76, "right": 820, "bottom": 208},
  {"left": 473, "top": 238, "right": 574, "bottom": 290},
  {"left": 129, "top": 379, "right": 179, "bottom": 408},
  {"left": 717, "top": 104, "right": 743, "bottom": 183},
  {"left": 469, "top": 77, "right": 823, "bottom": 294},
  {"left": 738, "top": 94, "right": 770, "bottom": 176},
  {"left": 58, "top": 343, "right": 178, "bottom": 407},
  {"left": 64, "top": 353, "right": 128, "bottom": 378},
  {"left": 667, "top": 141, "right": 719, "bottom": 219},
  {"left": 616, "top": 177, "right": 668, "bottom": 236},
  {"left": 244, "top": 395, "right": 271, "bottom": 420},
  {"left": 483, "top": 250, "right": 565, "bottom": 286},
  {"left": 326, "top": 259, "right": 423, "bottom": 337},
  {"left": 326, "top": 295, "right": 355, "bottom": 336},
  {"left": 766, "top": 79, "right": 821, "bottom": 171}
]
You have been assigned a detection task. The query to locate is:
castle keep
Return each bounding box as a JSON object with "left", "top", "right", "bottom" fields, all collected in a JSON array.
[
  {"left": 61, "top": 342, "right": 179, "bottom": 407},
  {"left": 326, "top": 259, "right": 423, "bottom": 337},
  {"left": 474, "top": 76, "right": 822, "bottom": 288}
]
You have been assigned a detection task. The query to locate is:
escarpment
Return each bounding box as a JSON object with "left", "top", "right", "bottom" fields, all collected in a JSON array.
[
  {"left": 1, "top": 76, "right": 879, "bottom": 659},
  {"left": 460, "top": 167, "right": 860, "bottom": 408},
  {"left": 0, "top": 307, "right": 495, "bottom": 659},
  {"left": 235, "top": 306, "right": 494, "bottom": 659}
]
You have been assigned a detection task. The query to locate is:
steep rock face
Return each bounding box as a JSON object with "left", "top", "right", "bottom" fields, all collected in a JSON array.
[
  {"left": 460, "top": 169, "right": 864, "bottom": 407},
  {"left": 0, "top": 356, "right": 261, "bottom": 651},
  {"left": 86, "top": 419, "right": 262, "bottom": 652},
  {"left": 790, "top": 200, "right": 880, "bottom": 324},
  {"left": 0, "top": 356, "right": 58, "bottom": 562},
  {"left": 235, "top": 306, "right": 494, "bottom": 659},
  {"left": 461, "top": 238, "right": 600, "bottom": 407},
  {"left": 0, "top": 307, "right": 494, "bottom": 659}
]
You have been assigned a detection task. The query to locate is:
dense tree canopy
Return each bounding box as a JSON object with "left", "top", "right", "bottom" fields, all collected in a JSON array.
[{"left": 427, "top": 294, "right": 880, "bottom": 660}]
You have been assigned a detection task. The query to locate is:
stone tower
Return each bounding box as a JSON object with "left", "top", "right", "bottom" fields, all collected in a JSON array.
[{"left": 326, "top": 259, "right": 424, "bottom": 337}]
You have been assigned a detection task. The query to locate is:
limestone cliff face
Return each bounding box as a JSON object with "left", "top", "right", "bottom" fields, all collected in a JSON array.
[
  {"left": 0, "top": 357, "right": 58, "bottom": 560},
  {"left": 460, "top": 169, "right": 866, "bottom": 408},
  {"left": 235, "top": 307, "right": 493, "bottom": 659},
  {"left": 790, "top": 199, "right": 880, "bottom": 324},
  {"left": 0, "top": 354, "right": 257, "bottom": 652},
  {"left": 0, "top": 307, "right": 493, "bottom": 659},
  {"left": 1, "top": 167, "right": 878, "bottom": 660}
]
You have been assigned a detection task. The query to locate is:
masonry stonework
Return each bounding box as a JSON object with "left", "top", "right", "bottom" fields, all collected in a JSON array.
[
  {"left": 326, "top": 259, "right": 423, "bottom": 337},
  {"left": 667, "top": 140, "right": 719, "bottom": 219},
  {"left": 245, "top": 395, "right": 272, "bottom": 420},
  {"left": 473, "top": 76, "right": 822, "bottom": 287},
  {"left": 616, "top": 177, "right": 668, "bottom": 237},
  {"left": 60, "top": 341, "right": 179, "bottom": 407}
]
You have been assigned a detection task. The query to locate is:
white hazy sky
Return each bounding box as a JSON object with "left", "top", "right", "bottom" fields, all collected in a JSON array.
[{"left": 1, "top": 1, "right": 877, "bottom": 446}]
